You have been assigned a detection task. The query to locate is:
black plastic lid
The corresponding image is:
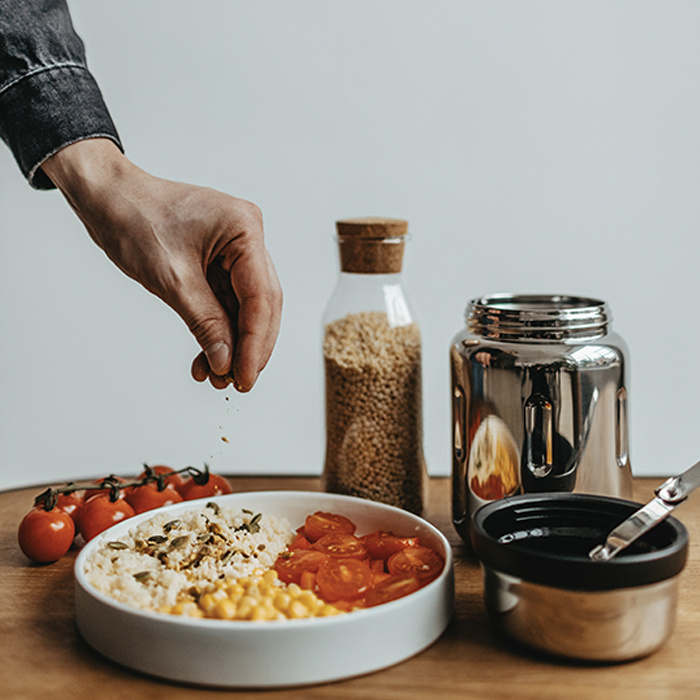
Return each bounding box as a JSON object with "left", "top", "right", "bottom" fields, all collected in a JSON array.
[{"left": 470, "top": 493, "right": 689, "bottom": 590}]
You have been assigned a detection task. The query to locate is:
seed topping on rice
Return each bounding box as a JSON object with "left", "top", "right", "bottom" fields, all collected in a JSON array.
[{"left": 83, "top": 502, "right": 294, "bottom": 612}]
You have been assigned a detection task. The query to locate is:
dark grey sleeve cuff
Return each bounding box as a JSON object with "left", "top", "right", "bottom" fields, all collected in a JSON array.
[{"left": 0, "top": 63, "right": 123, "bottom": 190}]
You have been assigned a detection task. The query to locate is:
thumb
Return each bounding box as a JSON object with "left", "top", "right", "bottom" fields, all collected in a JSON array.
[{"left": 172, "top": 274, "right": 234, "bottom": 377}]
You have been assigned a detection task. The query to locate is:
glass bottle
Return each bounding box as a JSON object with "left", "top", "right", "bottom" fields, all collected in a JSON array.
[{"left": 322, "top": 217, "right": 428, "bottom": 514}]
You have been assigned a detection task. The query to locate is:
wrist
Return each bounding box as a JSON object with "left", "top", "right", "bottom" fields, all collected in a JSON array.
[{"left": 41, "top": 138, "right": 131, "bottom": 207}]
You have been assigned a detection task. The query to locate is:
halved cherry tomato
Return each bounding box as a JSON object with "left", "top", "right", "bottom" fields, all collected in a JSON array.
[
  {"left": 361, "top": 531, "right": 420, "bottom": 560},
  {"left": 125, "top": 482, "right": 183, "bottom": 514},
  {"left": 78, "top": 494, "right": 135, "bottom": 541},
  {"left": 316, "top": 559, "right": 374, "bottom": 602},
  {"left": 288, "top": 532, "right": 311, "bottom": 550},
  {"left": 303, "top": 512, "right": 356, "bottom": 542},
  {"left": 138, "top": 464, "right": 184, "bottom": 488},
  {"left": 312, "top": 533, "right": 367, "bottom": 560},
  {"left": 274, "top": 549, "right": 329, "bottom": 584},
  {"left": 18, "top": 507, "right": 75, "bottom": 563},
  {"left": 177, "top": 473, "right": 232, "bottom": 500},
  {"left": 55, "top": 492, "right": 83, "bottom": 527},
  {"left": 387, "top": 545, "right": 444, "bottom": 582},
  {"left": 364, "top": 574, "right": 423, "bottom": 607},
  {"left": 369, "top": 558, "right": 386, "bottom": 573}
]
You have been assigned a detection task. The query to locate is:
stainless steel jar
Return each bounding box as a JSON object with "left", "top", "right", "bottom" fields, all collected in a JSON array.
[{"left": 451, "top": 294, "right": 633, "bottom": 542}]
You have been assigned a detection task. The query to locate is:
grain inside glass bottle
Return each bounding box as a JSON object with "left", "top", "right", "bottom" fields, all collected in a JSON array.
[{"left": 322, "top": 217, "right": 428, "bottom": 514}]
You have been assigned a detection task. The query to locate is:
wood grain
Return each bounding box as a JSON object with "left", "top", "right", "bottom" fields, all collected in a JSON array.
[{"left": 1, "top": 476, "right": 699, "bottom": 699}]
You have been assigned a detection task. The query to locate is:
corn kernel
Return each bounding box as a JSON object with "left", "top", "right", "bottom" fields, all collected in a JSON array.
[
  {"left": 236, "top": 594, "right": 259, "bottom": 619},
  {"left": 225, "top": 583, "right": 245, "bottom": 597},
  {"left": 262, "top": 569, "right": 278, "bottom": 585},
  {"left": 251, "top": 602, "right": 277, "bottom": 621},
  {"left": 288, "top": 600, "right": 311, "bottom": 619},
  {"left": 199, "top": 593, "right": 218, "bottom": 613},
  {"left": 273, "top": 592, "right": 292, "bottom": 612},
  {"left": 212, "top": 598, "right": 237, "bottom": 620},
  {"left": 298, "top": 591, "right": 320, "bottom": 611},
  {"left": 318, "top": 604, "right": 341, "bottom": 617}
]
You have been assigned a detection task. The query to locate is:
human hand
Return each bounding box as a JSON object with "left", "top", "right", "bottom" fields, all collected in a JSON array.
[{"left": 41, "top": 138, "right": 282, "bottom": 391}]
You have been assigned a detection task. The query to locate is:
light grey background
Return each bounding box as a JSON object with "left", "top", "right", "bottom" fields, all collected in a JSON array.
[{"left": 1, "top": 1, "right": 699, "bottom": 491}]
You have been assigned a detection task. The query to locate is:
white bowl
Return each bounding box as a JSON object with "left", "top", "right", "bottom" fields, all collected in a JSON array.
[{"left": 74, "top": 491, "right": 454, "bottom": 688}]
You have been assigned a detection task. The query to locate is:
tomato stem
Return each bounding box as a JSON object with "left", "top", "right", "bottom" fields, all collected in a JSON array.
[{"left": 29, "top": 464, "right": 211, "bottom": 508}]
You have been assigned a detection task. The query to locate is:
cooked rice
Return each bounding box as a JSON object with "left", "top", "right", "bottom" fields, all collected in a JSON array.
[{"left": 83, "top": 502, "right": 293, "bottom": 611}]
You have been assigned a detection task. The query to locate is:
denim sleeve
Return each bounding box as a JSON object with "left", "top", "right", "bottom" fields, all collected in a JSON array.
[{"left": 0, "top": 0, "right": 122, "bottom": 189}]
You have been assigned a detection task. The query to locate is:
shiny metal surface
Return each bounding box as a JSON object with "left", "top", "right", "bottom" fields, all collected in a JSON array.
[
  {"left": 483, "top": 566, "right": 680, "bottom": 661},
  {"left": 451, "top": 294, "right": 634, "bottom": 541}
]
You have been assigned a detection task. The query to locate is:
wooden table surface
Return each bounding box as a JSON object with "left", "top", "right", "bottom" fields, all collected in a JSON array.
[{"left": 2, "top": 476, "right": 699, "bottom": 700}]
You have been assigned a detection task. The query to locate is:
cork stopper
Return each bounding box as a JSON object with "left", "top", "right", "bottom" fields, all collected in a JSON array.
[{"left": 336, "top": 217, "right": 408, "bottom": 274}]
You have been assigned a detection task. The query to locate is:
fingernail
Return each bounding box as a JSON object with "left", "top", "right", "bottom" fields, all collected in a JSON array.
[{"left": 204, "top": 342, "right": 231, "bottom": 376}]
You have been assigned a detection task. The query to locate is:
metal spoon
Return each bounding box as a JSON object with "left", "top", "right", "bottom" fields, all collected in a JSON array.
[{"left": 589, "top": 458, "right": 700, "bottom": 562}]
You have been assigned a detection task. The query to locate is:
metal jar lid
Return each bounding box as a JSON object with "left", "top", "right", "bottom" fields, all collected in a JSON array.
[
  {"left": 470, "top": 494, "right": 689, "bottom": 590},
  {"left": 466, "top": 294, "right": 611, "bottom": 341}
]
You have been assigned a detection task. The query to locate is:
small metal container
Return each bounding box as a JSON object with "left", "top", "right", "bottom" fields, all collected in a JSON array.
[
  {"left": 470, "top": 494, "right": 689, "bottom": 662},
  {"left": 451, "top": 294, "right": 634, "bottom": 541}
]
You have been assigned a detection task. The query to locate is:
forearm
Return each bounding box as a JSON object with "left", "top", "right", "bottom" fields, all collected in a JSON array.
[{"left": 0, "top": 0, "right": 122, "bottom": 189}]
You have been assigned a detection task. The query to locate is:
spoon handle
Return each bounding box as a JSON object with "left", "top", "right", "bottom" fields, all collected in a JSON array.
[
  {"left": 656, "top": 459, "right": 700, "bottom": 504},
  {"left": 589, "top": 458, "right": 700, "bottom": 562}
]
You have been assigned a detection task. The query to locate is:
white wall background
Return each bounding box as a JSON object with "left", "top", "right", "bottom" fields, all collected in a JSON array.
[{"left": 1, "top": 0, "right": 699, "bottom": 491}]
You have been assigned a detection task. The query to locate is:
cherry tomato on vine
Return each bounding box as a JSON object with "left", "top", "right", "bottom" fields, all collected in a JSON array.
[
  {"left": 303, "top": 511, "right": 356, "bottom": 542},
  {"left": 124, "top": 483, "right": 183, "bottom": 514},
  {"left": 316, "top": 558, "right": 374, "bottom": 602},
  {"left": 79, "top": 495, "right": 135, "bottom": 541},
  {"left": 387, "top": 545, "right": 444, "bottom": 582},
  {"left": 177, "top": 473, "right": 232, "bottom": 500},
  {"left": 138, "top": 464, "right": 184, "bottom": 488},
  {"left": 18, "top": 507, "right": 75, "bottom": 563},
  {"left": 311, "top": 533, "right": 367, "bottom": 560},
  {"left": 55, "top": 492, "right": 83, "bottom": 527}
]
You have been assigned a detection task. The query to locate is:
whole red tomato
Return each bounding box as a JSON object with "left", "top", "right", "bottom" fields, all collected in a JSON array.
[
  {"left": 125, "top": 482, "right": 183, "bottom": 514},
  {"left": 18, "top": 507, "right": 75, "bottom": 563},
  {"left": 138, "top": 464, "right": 184, "bottom": 488},
  {"left": 177, "top": 473, "right": 232, "bottom": 500},
  {"left": 79, "top": 495, "right": 135, "bottom": 541},
  {"left": 55, "top": 492, "right": 83, "bottom": 527}
]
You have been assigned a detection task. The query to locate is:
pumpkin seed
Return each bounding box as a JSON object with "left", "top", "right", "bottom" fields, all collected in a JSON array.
[
  {"left": 206, "top": 501, "right": 221, "bottom": 515},
  {"left": 107, "top": 541, "right": 129, "bottom": 550},
  {"left": 220, "top": 550, "right": 234, "bottom": 564},
  {"left": 163, "top": 519, "right": 181, "bottom": 533}
]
